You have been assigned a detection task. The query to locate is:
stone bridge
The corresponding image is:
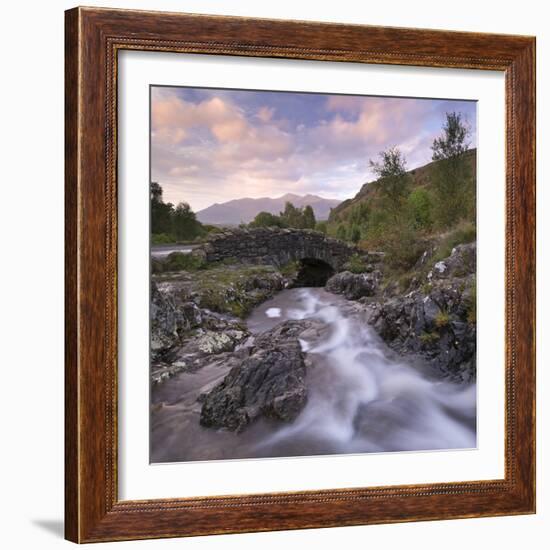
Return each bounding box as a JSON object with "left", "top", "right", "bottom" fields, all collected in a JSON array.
[{"left": 193, "top": 227, "right": 356, "bottom": 272}]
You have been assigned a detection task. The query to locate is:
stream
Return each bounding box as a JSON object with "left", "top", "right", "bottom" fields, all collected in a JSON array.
[{"left": 150, "top": 288, "right": 476, "bottom": 463}]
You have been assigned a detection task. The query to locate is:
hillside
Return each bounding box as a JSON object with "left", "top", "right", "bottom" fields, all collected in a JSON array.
[
  {"left": 197, "top": 193, "right": 340, "bottom": 225},
  {"left": 329, "top": 148, "right": 476, "bottom": 223}
]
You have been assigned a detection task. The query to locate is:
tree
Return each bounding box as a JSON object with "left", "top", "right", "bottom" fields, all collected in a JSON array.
[
  {"left": 280, "top": 201, "right": 304, "bottom": 228},
  {"left": 150, "top": 181, "right": 174, "bottom": 235},
  {"left": 302, "top": 205, "right": 316, "bottom": 229},
  {"left": 408, "top": 188, "right": 434, "bottom": 230},
  {"left": 172, "top": 202, "right": 204, "bottom": 241},
  {"left": 369, "top": 147, "right": 410, "bottom": 222},
  {"left": 315, "top": 221, "right": 328, "bottom": 234},
  {"left": 431, "top": 112, "right": 470, "bottom": 161},
  {"left": 430, "top": 112, "right": 473, "bottom": 227},
  {"left": 336, "top": 224, "right": 347, "bottom": 241},
  {"left": 349, "top": 224, "right": 361, "bottom": 243},
  {"left": 249, "top": 211, "right": 283, "bottom": 228}
]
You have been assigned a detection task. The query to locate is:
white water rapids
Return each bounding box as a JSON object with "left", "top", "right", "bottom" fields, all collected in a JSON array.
[{"left": 151, "top": 288, "right": 476, "bottom": 463}]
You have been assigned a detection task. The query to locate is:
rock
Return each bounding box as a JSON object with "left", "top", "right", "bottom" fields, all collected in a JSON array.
[
  {"left": 326, "top": 270, "right": 380, "bottom": 300},
  {"left": 150, "top": 282, "right": 202, "bottom": 360},
  {"left": 200, "top": 321, "right": 309, "bottom": 432},
  {"left": 429, "top": 243, "right": 476, "bottom": 281},
  {"left": 196, "top": 330, "right": 246, "bottom": 354},
  {"left": 368, "top": 245, "right": 477, "bottom": 381}
]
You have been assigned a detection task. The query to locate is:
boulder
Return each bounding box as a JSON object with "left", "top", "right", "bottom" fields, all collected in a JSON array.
[
  {"left": 428, "top": 243, "right": 476, "bottom": 281},
  {"left": 326, "top": 270, "right": 380, "bottom": 300},
  {"left": 200, "top": 321, "right": 309, "bottom": 432},
  {"left": 368, "top": 244, "right": 477, "bottom": 382}
]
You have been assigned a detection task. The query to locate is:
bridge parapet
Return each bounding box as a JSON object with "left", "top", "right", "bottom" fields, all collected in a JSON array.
[{"left": 192, "top": 227, "right": 356, "bottom": 271}]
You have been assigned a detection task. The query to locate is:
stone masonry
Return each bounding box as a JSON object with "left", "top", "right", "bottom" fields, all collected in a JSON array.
[{"left": 192, "top": 227, "right": 356, "bottom": 270}]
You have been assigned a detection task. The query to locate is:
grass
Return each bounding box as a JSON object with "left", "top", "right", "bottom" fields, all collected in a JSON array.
[
  {"left": 193, "top": 265, "right": 282, "bottom": 318},
  {"left": 421, "top": 282, "right": 432, "bottom": 295},
  {"left": 431, "top": 221, "right": 476, "bottom": 264},
  {"left": 151, "top": 233, "right": 176, "bottom": 245},
  {"left": 420, "top": 331, "right": 440, "bottom": 344},
  {"left": 344, "top": 253, "right": 369, "bottom": 274},
  {"left": 162, "top": 252, "right": 206, "bottom": 273},
  {"left": 280, "top": 260, "right": 300, "bottom": 278},
  {"left": 434, "top": 311, "right": 450, "bottom": 328}
]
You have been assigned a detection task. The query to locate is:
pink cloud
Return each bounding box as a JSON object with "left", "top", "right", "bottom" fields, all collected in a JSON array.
[
  {"left": 151, "top": 90, "right": 249, "bottom": 145},
  {"left": 256, "top": 106, "right": 275, "bottom": 123}
]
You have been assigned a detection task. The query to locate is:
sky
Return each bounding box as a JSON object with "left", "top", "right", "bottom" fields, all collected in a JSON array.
[{"left": 151, "top": 86, "right": 476, "bottom": 212}]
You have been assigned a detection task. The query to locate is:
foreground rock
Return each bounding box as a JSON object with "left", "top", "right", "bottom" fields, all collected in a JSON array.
[
  {"left": 151, "top": 282, "right": 203, "bottom": 361},
  {"left": 150, "top": 264, "right": 288, "bottom": 383},
  {"left": 200, "top": 321, "right": 311, "bottom": 432},
  {"left": 326, "top": 270, "right": 380, "bottom": 300},
  {"left": 368, "top": 244, "right": 476, "bottom": 381}
]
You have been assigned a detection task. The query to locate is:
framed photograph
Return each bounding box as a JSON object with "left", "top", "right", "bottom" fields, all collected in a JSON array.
[{"left": 65, "top": 7, "right": 536, "bottom": 543}]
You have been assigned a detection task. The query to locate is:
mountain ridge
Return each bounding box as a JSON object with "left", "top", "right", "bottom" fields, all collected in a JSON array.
[{"left": 197, "top": 193, "right": 341, "bottom": 225}]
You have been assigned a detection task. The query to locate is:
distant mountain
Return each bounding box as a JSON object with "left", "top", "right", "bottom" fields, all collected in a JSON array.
[{"left": 196, "top": 193, "right": 341, "bottom": 225}]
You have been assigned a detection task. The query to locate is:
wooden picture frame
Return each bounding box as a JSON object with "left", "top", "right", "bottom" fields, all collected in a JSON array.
[{"left": 65, "top": 6, "right": 536, "bottom": 543}]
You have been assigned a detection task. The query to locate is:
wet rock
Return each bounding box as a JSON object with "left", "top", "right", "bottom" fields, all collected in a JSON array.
[
  {"left": 326, "top": 270, "right": 380, "bottom": 300},
  {"left": 200, "top": 321, "right": 309, "bottom": 432}
]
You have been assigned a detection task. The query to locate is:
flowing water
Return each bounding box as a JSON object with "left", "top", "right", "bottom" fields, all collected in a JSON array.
[{"left": 151, "top": 288, "right": 476, "bottom": 463}]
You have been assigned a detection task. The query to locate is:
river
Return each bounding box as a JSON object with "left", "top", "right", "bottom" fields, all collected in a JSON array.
[{"left": 151, "top": 288, "right": 476, "bottom": 463}]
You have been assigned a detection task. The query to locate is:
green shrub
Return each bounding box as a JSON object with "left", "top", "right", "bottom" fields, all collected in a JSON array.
[
  {"left": 151, "top": 233, "right": 176, "bottom": 245},
  {"left": 408, "top": 188, "right": 434, "bottom": 230},
  {"left": 435, "top": 311, "right": 450, "bottom": 328},
  {"left": 420, "top": 331, "right": 440, "bottom": 344},
  {"left": 163, "top": 252, "right": 206, "bottom": 272},
  {"left": 432, "top": 221, "right": 476, "bottom": 263},
  {"left": 315, "top": 221, "right": 328, "bottom": 234},
  {"left": 384, "top": 222, "right": 425, "bottom": 271},
  {"left": 344, "top": 253, "right": 368, "bottom": 274},
  {"left": 280, "top": 260, "right": 300, "bottom": 278}
]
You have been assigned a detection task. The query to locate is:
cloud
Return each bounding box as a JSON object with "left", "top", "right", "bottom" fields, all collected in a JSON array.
[
  {"left": 256, "top": 106, "right": 275, "bottom": 123},
  {"left": 151, "top": 87, "right": 476, "bottom": 211}
]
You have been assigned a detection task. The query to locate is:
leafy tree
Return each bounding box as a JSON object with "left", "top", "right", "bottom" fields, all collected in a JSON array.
[
  {"left": 431, "top": 112, "right": 470, "bottom": 161},
  {"left": 349, "top": 224, "right": 361, "bottom": 243},
  {"left": 150, "top": 182, "right": 209, "bottom": 242},
  {"left": 249, "top": 211, "right": 284, "bottom": 228},
  {"left": 150, "top": 181, "right": 174, "bottom": 235},
  {"left": 280, "top": 201, "right": 304, "bottom": 228},
  {"left": 431, "top": 112, "right": 473, "bottom": 226},
  {"left": 369, "top": 147, "right": 410, "bottom": 221},
  {"left": 408, "top": 188, "right": 434, "bottom": 230},
  {"left": 302, "top": 205, "right": 316, "bottom": 229},
  {"left": 315, "top": 221, "right": 328, "bottom": 234},
  {"left": 336, "top": 224, "right": 347, "bottom": 241},
  {"left": 172, "top": 202, "right": 204, "bottom": 241}
]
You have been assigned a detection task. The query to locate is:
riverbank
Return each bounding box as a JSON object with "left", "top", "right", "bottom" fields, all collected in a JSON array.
[
  {"left": 151, "top": 287, "right": 476, "bottom": 462},
  {"left": 150, "top": 240, "right": 477, "bottom": 462}
]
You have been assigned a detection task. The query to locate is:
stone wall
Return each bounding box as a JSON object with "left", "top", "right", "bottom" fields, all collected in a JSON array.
[{"left": 192, "top": 227, "right": 356, "bottom": 270}]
